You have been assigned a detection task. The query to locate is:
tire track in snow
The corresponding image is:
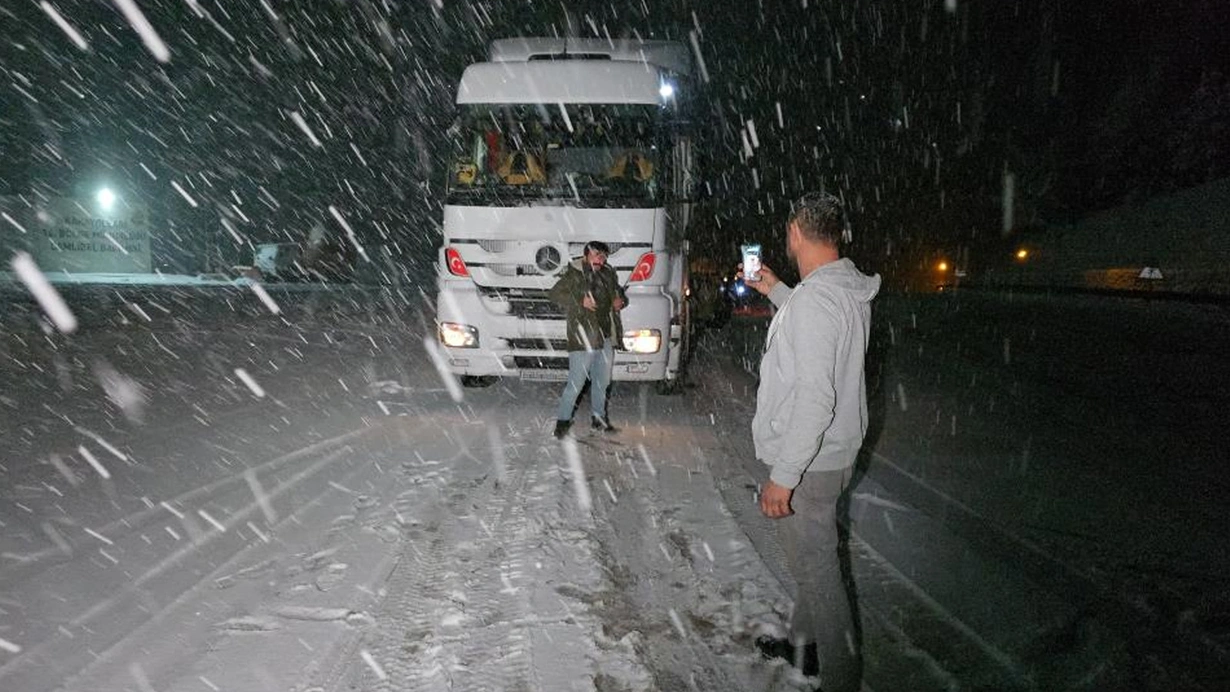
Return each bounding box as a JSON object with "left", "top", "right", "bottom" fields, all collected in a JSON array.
[
  {"left": 326, "top": 419, "right": 652, "bottom": 692},
  {"left": 577, "top": 430, "right": 786, "bottom": 691},
  {"left": 0, "top": 425, "right": 384, "bottom": 692},
  {"left": 449, "top": 456, "right": 541, "bottom": 691},
  {"left": 0, "top": 327, "right": 406, "bottom": 579},
  {"left": 0, "top": 425, "right": 374, "bottom": 586},
  {"left": 13, "top": 421, "right": 406, "bottom": 692},
  {"left": 325, "top": 433, "right": 514, "bottom": 691}
]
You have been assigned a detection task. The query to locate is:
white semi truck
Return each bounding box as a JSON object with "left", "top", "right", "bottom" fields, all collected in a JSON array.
[{"left": 434, "top": 37, "right": 699, "bottom": 393}]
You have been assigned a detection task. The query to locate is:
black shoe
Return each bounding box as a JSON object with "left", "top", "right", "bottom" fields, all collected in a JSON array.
[
  {"left": 755, "top": 636, "right": 819, "bottom": 677},
  {"left": 553, "top": 420, "right": 571, "bottom": 439},
  {"left": 591, "top": 415, "right": 617, "bottom": 432}
]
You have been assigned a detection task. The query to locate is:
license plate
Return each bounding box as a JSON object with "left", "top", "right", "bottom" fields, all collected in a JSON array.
[{"left": 520, "top": 369, "right": 568, "bottom": 382}]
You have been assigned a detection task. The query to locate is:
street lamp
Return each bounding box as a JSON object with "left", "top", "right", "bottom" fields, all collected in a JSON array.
[
  {"left": 937, "top": 261, "right": 949, "bottom": 272},
  {"left": 1016, "top": 248, "right": 1029, "bottom": 261},
  {"left": 97, "top": 188, "right": 116, "bottom": 211}
]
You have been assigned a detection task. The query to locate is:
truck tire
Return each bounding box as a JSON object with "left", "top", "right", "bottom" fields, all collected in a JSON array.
[{"left": 655, "top": 378, "right": 683, "bottom": 395}]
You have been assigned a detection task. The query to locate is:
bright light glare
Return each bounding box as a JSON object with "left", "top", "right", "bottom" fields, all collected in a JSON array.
[
  {"left": 622, "top": 329, "right": 661, "bottom": 354},
  {"left": 97, "top": 188, "right": 116, "bottom": 210},
  {"left": 937, "top": 261, "right": 949, "bottom": 272},
  {"left": 659, "top": 82, "right": 675, "bottom": 99},
  {"left": 1016, "top": 248, "right": 1029, "bottom": 260},
  {"left": 439, "top": 322, "right": 478, "bottom": 348}
]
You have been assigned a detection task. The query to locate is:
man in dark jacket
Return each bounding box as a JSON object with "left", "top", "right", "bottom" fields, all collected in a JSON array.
[{"left": 548, "top": 240, "right": 627, "bottom": 439}]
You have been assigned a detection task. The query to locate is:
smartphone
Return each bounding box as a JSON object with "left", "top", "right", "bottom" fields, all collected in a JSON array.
[{"left": 741, "top": 243, "right": 762, "bottom": 282}]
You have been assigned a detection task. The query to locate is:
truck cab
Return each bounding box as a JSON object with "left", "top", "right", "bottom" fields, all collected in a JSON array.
[{"left": 435, "top": 38, "right": 699, "bottom": 391}]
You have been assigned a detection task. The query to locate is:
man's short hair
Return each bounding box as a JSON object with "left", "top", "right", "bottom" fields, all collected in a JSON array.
[
  {"left": 789, "top": 192, "right": 845, "bottom": 246},
  {"left": 584, "top": 240, "right": 610, "bottom": 256}
]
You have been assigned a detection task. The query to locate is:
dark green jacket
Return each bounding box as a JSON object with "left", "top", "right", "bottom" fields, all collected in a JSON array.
[{"left": 548, "top": 259, "right": 628, "bottom": 351}]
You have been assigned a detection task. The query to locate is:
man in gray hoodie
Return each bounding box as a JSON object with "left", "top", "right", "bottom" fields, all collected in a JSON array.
[{"left": 746, "top": 192, "right": 880, "bottom": 691}]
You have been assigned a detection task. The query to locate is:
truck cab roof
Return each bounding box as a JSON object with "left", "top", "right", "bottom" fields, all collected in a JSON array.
[
  {"left": 457, "top": 61, "right": 668, "bottom": 105},
  {"left": 487, "top": 37, "right": 693, "bottom": 77},
  {"left": 455, "top": 37, "right": 693, "bottom": 106}
]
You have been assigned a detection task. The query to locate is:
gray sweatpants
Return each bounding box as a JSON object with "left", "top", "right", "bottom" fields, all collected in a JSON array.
[{"left": 777, "top": 465, "right": 860, "bottom": 691}]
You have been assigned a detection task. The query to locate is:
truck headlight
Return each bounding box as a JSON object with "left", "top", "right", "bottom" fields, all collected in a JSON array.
[
  {"left": 622, "top": 329, "right": 661, "bottom": 354},
  {"left": 439, "top": 322, "right": 479, "bottom": 348}
]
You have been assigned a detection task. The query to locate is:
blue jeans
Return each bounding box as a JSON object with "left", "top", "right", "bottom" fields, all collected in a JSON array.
[{"left": 555, "top": 340, "right": 614, "bottom": 421}]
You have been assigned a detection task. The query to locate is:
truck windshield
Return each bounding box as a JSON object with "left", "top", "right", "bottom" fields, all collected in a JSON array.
[{"left": 446, "top": 103, "right": 663, "bottom": 208}]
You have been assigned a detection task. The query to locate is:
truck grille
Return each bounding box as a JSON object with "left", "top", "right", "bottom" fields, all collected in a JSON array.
[
  {"left": 478, "top": 287, "right": 564, "bottom": 319},
  {"left": 505, "top": 338, "right": 569, "bottom": 351},
  {"left": 513, "top": 355, "right": 570, "bottom": 370}
]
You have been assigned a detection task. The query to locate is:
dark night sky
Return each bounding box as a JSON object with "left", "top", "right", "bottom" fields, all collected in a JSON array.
[{"left": 2, "top": 0, "right": 1227, "bottom": 282}]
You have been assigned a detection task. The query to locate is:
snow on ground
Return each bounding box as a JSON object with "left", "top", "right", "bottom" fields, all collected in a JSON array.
[
  {"left": 0, "top": 285, "right": 825, "bottom": 692},
  {"left": 6, "top": 283, "right": 1225, "bottom": 691}
]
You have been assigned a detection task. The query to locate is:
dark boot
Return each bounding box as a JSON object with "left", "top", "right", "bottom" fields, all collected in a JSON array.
[
  {"left": 755, "top": 636, "right": 819, "bottom": 677},
  {"left": 591, "top": 414, "right": 617, "bottom": 433},
  {"left": 553, "top": 420, "right": 571, "bottom": 439}
]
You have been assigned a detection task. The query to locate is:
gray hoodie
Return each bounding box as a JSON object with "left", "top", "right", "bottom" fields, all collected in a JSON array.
[{"left": 752, "top": 258, "right": 881, "bottom": 488}]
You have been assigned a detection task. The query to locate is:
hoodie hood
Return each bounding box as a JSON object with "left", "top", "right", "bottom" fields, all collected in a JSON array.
[{"left": 804, "top": 257, "right": 881, "bottom": 302}]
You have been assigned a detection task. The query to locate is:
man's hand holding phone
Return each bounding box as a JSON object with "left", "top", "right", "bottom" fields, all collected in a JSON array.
[{"left": 740, "top": 263, "right": 780, "bottom": 296}]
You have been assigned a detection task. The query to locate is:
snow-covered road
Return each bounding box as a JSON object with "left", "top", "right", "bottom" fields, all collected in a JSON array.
[
  {"left": 0, "top": 285, "right": 831, "bottom": 692},
  {"left": 3, "top": 284, "right": 1227, "bottom": 691}
]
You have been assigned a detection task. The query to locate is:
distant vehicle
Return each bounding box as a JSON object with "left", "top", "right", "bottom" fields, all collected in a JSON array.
[
  {"left": 727, "top": 276, "right": 751, "bottom": 302},
  {"left": 253, "top": 243, "right": 301, "bottom": 279},
  {"left": 724, "top": 277, "right": 772, "bottom": 317},
  {"left": 250, "top": 225, "right": 354, "bottom": 282},
  {"left": 434, "top": 38, "right": 701, "bottom": 393}
]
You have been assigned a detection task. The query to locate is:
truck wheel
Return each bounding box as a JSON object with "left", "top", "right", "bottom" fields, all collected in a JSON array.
[
  {"left": 655, "top": 377, "right": 683, "bottom": 395},
  {"left": 461, "top": 375, "right": 499, "bottom": 388}
]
